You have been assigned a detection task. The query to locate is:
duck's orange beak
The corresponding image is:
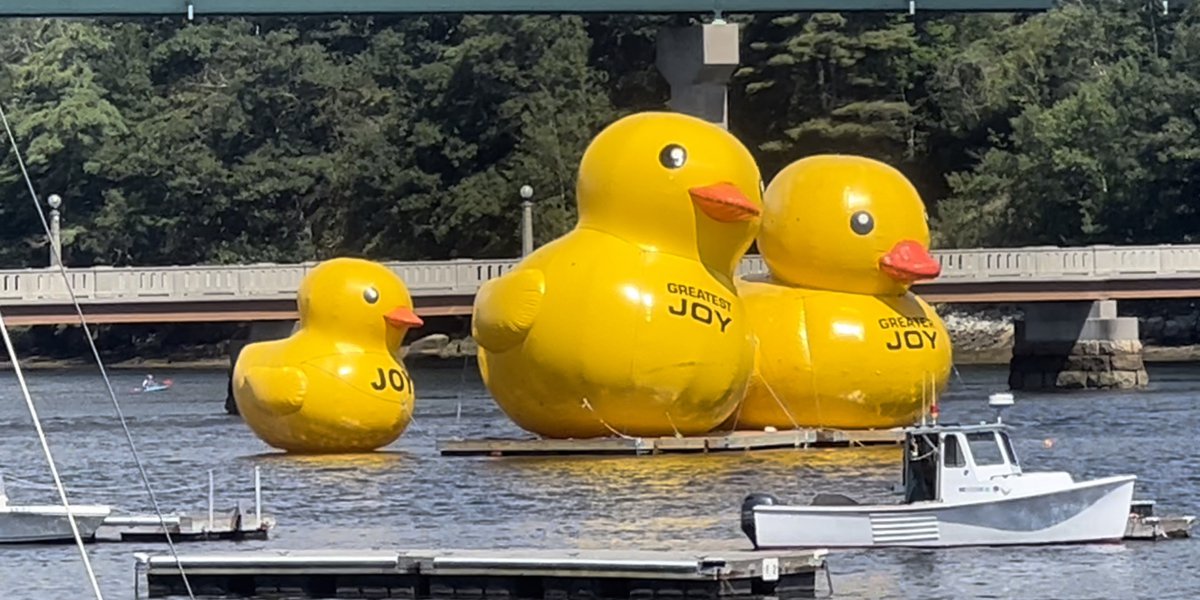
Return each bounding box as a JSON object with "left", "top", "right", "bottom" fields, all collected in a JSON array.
[
  {"left": 879, "top": 240, "right": 941, "bottom": 282},
  {"left": 384, "top": 306, "right": 424, "bottom": 328},
  {"left": 689, "top": 182, "right": 761, "bottom": 223}
]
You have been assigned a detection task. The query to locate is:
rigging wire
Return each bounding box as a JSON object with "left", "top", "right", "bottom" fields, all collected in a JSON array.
[
  {"left": 0, "top": 99, "right": 195, "bottom": 599},
  {"left": 0, "top": 308, "right": 104, "bottom": 600}
]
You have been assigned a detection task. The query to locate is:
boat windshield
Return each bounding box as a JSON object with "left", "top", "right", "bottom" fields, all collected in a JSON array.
[
  {"left": 966, "top": 431, "right": 1006, "bottom": 466},
  {"left": 998, "top": 431, "right": 1019, "bottom": 467},
  {"left": 943, "top": 434, "right": 965, "bottom": 467}
]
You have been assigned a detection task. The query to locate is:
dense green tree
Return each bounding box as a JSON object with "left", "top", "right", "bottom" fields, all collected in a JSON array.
[
  {"left": 733, "top": 13, "right": 926, "bottom": 178},
  {"left": 6, "top": 6, "right": 1200, "bottom": 358}
]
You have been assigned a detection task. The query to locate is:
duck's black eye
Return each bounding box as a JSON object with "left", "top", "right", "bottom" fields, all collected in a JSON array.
[
  {"left": 659, "top": 144, "right": 687, "bottom": 169},
  {"left": 363, "top": 287, "right": 379, "bottom": 304},
  {"left": 850, "top": 211, "right": 874, "bottom": 235}
]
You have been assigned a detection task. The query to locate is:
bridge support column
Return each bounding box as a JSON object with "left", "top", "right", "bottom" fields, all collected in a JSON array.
[
  {"left": 655, "top": 21, "right": 740, "bottom": 129},
  {"left": 1008, "top": 300, "right": 1148, "bottom": 391},
  {"left": 225, "top": 320, "right": 297, "bottom": 415}
]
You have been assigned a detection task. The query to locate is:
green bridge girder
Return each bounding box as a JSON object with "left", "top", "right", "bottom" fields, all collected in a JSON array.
[{"left": 0, "top": 0, "right": 1058, "bottom": 17}]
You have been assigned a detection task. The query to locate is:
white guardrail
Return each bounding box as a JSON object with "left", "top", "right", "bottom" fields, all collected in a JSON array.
[{"left": 3, "top": 245, "right": 1200, "bottom": 305}]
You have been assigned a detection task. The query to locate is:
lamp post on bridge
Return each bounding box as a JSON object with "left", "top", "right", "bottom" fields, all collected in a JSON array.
[
  {"left": 47, "top": 194, "right": 62, "bottom": 268},
  {"left": 519, "top": 184, "right": 534, "bottom": 257}
]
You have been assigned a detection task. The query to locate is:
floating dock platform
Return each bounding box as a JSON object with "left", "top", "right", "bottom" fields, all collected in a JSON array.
[
  {"left": 99, "top": 466, "right": 274, "bottom": 543},
  {"left": 438, "top": 428, "right": 902, "bottom": 457},
  {"left": 101, "top": 507, "right": 274, "bottom": 543},
  {"left": 134, "top": 547, "right": 829, "bottom": 599},
  {"left": 1125, "top": 500, "right": 1194, "bottom": 540}
]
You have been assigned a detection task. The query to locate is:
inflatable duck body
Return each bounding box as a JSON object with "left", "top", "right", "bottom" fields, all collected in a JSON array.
[
  {"left": 734, "top": 155, "right": 951, "bottom": 430},
  {"left": 472, "top": 112, "right": 764, "bottom": 438},
  {"left": 233, "top": 257, "right": 424, "bottom": 453}
]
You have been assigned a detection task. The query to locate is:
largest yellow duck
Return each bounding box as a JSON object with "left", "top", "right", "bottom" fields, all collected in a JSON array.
[
  {"left": 472, "top": 111, "right": 764, "bottom": 438},
  {"left": 233, "top": 257, "right": 424, "bottom": 453},
  {"left": 733, "top": 155, "right": 951, "bottom": 430}
]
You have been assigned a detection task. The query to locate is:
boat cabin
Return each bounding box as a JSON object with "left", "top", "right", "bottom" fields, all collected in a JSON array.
[{"left": 902, "top": 422, "right": 1025, "bottom": 504}]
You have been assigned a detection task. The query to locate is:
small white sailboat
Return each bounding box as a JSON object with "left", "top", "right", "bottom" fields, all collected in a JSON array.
[
  {"left": 741, "top": 393, "right": 1137, "bottom": 548},
  {"left": 0, "top": 476, "right": 112, "bottom": 544}
]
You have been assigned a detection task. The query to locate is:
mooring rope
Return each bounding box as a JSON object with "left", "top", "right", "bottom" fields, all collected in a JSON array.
[
  {"left": 580, "top": 397, "right": 637, "bottom": 439},
  {"left": 755, "top": 371, "right": 803, "bottom": 431},
  {"left": 0, "top": 308, "right": 103, "bottom": 599},
  {"left": 0, "top": 100, "right": 195, "bottom": 600}
]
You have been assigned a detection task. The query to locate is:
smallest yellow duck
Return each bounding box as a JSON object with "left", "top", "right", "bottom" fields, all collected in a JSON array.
[
  {"left": 233, "top": 257, "right": 424, "bottom": 453},
  {"left": 734, "top": 155, "right": 951, "bottom": 430}
]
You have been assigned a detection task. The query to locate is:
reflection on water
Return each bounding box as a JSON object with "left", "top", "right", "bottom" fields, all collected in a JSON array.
[{"left": 0, "top": 364, "right": 1195, "bottom": 598}]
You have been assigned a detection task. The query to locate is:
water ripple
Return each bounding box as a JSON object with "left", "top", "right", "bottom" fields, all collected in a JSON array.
[{"left": 0, "top": 364, "right": 1195, "bottom": 599}]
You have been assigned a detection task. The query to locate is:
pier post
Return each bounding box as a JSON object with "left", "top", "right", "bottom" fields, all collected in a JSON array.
[
  {"left": 254, "top": 466, "right": 261, "bottom": 527},
  {"left": 208, "top": 470, "right": 214, "bottom": 532},
  {"left": 225, "top": 320, "right": 297, "bottom": 415},
  {"left": 1008, "top": 300, "right": 1147, "bottom": 390},
  {"left": 655, "top": 21, "right": 740, "bottom": 129}
]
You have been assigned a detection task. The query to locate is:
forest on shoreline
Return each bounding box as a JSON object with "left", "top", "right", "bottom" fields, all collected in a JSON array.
[{"left": 3, "top": 1, "right": 1199, "bottom": 357}]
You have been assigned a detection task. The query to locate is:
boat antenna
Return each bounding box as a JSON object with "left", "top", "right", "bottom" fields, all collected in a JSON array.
[
  {"left": 989, "top": 392, "right": 1014, "bottom": 423},
  {"left": 0, "top": 99, "right": 195, "bottom": 598},
  {"left": 919, "top": 373, "right": 927, "bottom": 427},
  {"left": 930, "top": 373, "right": 939, "bottom": 425}
]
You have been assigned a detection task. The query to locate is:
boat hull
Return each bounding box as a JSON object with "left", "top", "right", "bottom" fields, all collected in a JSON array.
[
  {"left": 748, "top": 476, "right": 1136, "bottom": 548},
  {"left": 0, "top": 505, "right": 111, "bottom": 544}
]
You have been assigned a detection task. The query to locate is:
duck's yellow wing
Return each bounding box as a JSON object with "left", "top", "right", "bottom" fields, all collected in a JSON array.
[
  {"left": 238, "top": 366, "right": 307, "bottom": 415},
  {"left": 472, "top": 268, "right": 545, "bottom": 352}
]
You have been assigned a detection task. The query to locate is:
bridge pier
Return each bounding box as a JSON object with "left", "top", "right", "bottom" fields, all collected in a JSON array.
[
  {"left": 1008, "top": 300, "right": 1148, "bottom": 391},
  {"left": 224, "top": 320, "right": 297, "bottom": 415},
  {"left": 656, "top": 21, "right": 740, "bottom": 128}
]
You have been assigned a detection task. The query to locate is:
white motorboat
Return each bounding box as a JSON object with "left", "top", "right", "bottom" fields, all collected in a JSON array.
[
  {"left": 741, "top": 394, "right": 1137, "bottom": 548},
  {"left": 0, "top": 476, "right": 112, "bottom": 544}
]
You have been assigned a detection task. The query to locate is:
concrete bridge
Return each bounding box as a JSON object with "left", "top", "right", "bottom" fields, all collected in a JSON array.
[
  {"left": 4, "top": 244, "right": 1200, "bottom": 326},
  {"left": 9, "top": 244, "right": 1184, "bottom": 395}
]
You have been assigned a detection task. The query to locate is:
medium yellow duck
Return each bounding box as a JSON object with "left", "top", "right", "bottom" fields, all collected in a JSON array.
[
  {"left": 472, "top": 111, "right": 764, "bottom": 438},
  {"left": 233, "top": 257, "right": 424, "bottom": 453},
  {"left": 733, "top": 155, "right": 951, "bottom": 430}
]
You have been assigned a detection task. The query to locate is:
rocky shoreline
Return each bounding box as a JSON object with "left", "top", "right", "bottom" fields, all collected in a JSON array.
[{"left": 935, "top": 305, "right": 1200, "bottom": 364}]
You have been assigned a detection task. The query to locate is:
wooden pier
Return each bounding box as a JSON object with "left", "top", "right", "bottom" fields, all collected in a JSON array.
[
  {"left": 437, "top": 428, "right": 902, "bottom": 457},
  {"left": 1125, "top": 500, "right": 1195, "bottom": 540},
  {"left": 99, "top": 466, "right": 274, "bottom": 543},
  {"left": 100, "top": 507, "right": 274, "bottom": 543},
  {"left": 135, "top": 547, "right": 829, "bottom": 599}
]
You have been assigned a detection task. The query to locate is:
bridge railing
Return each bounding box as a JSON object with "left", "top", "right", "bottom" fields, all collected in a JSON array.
[
  {"left": 932, "top": 245, "right": 1200, "bottom": 280},
  {"left": 4, "top": 245, "right": 1200, "bottom": 305},
  {"left": 0, "top": 259, "right": 521, "bottom": 305}
]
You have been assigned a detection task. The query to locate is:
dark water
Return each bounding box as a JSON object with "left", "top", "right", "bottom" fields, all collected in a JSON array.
[{"left": 0, "top": 362, "right": 1195, "bottom": 600}]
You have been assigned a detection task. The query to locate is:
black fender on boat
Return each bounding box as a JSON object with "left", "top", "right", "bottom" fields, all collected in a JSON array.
[{"left": 740, "top": 493, "right": 779, "bottom": 548}]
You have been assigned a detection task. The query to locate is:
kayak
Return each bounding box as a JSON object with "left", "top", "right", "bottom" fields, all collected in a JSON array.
[{"left": 132, "top": 379, "right": 173, "bottom": 393}]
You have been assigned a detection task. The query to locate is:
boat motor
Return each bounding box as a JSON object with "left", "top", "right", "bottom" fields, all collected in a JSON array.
[{"left": 740, "top": 493, "right": 779, "bottom": 548}]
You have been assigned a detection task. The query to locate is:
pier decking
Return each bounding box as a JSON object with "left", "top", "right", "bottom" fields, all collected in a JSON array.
[
  {"left": 437, "top": 428, "right": 902, "bottom": 457},
  {"left": 135, "top": 547, "right": 829, "bottom": 599},
  {"left": 1124, "top": 500, "right": 1195, "bottom": 540},
  {"left": 101, "top": 508, "right": 273, "bottom": 543}
]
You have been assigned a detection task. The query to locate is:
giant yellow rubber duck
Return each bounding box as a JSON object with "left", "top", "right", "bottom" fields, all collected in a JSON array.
[
  {"left": 472, "top": 111, "right": 764, "bottom": 438},
  {"left": 232, "top": 257, "right": 424, "bottom": 453},
  {"left": 733, "top": 155, "right": 951, "bottom": 430}
]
